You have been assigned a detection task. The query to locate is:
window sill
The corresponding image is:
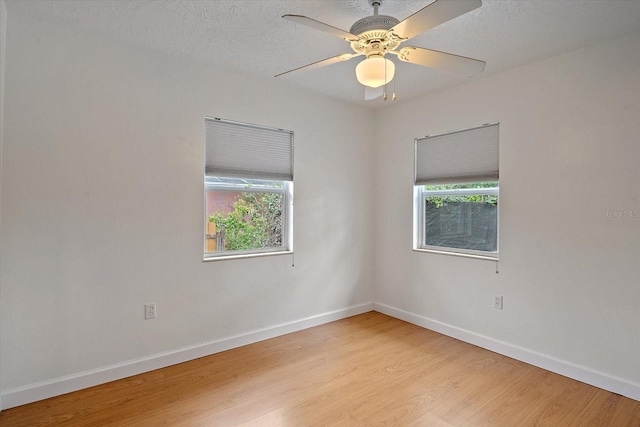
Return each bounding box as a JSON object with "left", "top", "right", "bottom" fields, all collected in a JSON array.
[
  {"left": 203, "top": 250, "right": 293, "bottom": 262},
  {"left": 413, "top": 247, "right": 499, "bottom": 262}
]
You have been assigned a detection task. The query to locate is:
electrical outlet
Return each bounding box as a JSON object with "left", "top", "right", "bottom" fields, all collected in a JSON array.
[
  {"left": 493, "top": 295, "right": 503, "bottom": 310},
  {"left": 145, "top": 303, "right": 156, "bottom": 320}
]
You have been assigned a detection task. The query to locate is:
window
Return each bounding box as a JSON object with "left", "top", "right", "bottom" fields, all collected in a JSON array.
[
  {"left": 204, "top": 118, "right": 293, "bottom": 259},
  {"left": 414, "top": 123, "right": 499, "bottom": 260}
]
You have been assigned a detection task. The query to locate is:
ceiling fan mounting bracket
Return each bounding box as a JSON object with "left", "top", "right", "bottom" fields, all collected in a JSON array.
[{"left": 397, "top": 48, "right": 412, "bottom": 62}]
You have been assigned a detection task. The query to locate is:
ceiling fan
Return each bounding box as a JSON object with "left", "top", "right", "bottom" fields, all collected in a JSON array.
[{"left": 276, "top": 0, "right": 486, "bottom": 100}]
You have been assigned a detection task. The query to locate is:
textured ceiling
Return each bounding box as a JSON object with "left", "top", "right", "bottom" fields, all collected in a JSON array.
[{"left": 6, "top": 0, "right": 640, "bottom": 108}]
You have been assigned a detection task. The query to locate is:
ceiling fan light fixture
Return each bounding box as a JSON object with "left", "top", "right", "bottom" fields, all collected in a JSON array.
[
  {"left": 355, "top": 56, "right": 395, "bottom": 88},
  {"left": 279, "top": 0, "right": 486, "bottom": 100}
]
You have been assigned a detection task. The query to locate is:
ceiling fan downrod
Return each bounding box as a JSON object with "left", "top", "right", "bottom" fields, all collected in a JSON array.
[{"left": 371, "top": 1, "right": 381, "bottom": 16}]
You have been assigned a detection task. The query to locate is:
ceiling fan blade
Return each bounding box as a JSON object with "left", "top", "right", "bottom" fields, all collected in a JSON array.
[
  {"left": 275, "top": 53, "right": 360, "bottom": 78},
  {"left": 283, "top": 14, "right": 358, "bottom": 41},
  {"left": 398, "top": 46, "right": 485, "bottom": 76},
  {"left": 365, "top": 86, "right": 384, "bottom": 100},
  {"left": 391, "top": 0, "right": 482, "bottom": 41}
]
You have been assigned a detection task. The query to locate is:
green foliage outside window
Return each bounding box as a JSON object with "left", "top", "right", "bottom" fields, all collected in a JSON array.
[
  {"left": 425, "top": 182, "right": 498, "bottom": 208},
  {"left": 208, "top": 192, "right": 283, "bottom": 251}
]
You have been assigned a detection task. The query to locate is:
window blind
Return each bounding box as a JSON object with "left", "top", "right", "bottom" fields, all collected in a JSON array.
[
  {"left": 415, "top": 123, "right": 499, "bottom": 185},
  {"left": 205, "top": 117, "right": 293, "bottom": 181}
]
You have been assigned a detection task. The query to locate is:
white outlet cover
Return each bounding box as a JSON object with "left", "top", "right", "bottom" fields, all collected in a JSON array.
[
  {"left": 145, "top": 303, "right": 156, "bottom": 319},
  {"left": 494, "top": 296, "right": 503, "bottom": 310}
]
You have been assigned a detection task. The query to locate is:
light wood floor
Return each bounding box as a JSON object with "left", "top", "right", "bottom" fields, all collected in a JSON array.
[{"left": 2, "top": 312, "right": 639, "bottom": 426}]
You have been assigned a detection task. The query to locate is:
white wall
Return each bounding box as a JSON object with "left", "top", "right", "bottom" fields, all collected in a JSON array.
[
  {"left": 2, "top": 7, "right": 639, "bottom": 411},
  {"left": 374, "top": 31, "right": 640, "bottom": 399},
  {"left": 0, "top": 13, "right": 374, "bottom": 407},
  {"left": 0, "top": 0, "right": 7, "bottom": 412}
]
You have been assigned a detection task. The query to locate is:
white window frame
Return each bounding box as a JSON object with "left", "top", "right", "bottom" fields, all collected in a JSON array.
[
  {"left": 413, "top": 122, "right": 499, "bottom": 261},
  {"left": 203, "top": 117, "right": 294, "bottom": 261},
  {"left": 204, "top": 178, "right": 293, "bottom": 260},
  {"left": 414, "top": 184, "right": 499, "bottom": 260}
]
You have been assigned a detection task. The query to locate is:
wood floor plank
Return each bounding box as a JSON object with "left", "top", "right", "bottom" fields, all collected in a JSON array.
[{"left": 1, "top": 311, "right": 639, "bottom": 426}]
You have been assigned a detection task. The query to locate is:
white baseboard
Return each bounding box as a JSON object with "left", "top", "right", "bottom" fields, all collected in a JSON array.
[
  {"left": 1, "top": 302, "right": 374, "bottom": 410},
  {"left": 6, "top": 300, "right": 636, "bottom": 410},
  {"left": 373, "top": 302, "right": 640, "bottom": 402}
]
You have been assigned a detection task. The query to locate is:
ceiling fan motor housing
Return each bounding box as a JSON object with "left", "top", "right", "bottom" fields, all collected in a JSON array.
[
  {"left": 350, "top": 15, "right": 399, "bottom": 37},
  {"left": 349, "top": 15, "right": 401, "bottom": 57}
]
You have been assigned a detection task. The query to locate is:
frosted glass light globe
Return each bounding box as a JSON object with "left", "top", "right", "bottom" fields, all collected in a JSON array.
[{"left": 355, "top": 57, "right": 395, "bottom": 88}]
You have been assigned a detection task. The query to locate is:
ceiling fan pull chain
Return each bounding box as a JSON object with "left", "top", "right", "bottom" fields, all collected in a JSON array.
[
  {"left": 392, "top": 68, "right": 397, "bottom": 101},
  {"left": 383, "top": 56, "right": 388, "bottom": 100}
]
